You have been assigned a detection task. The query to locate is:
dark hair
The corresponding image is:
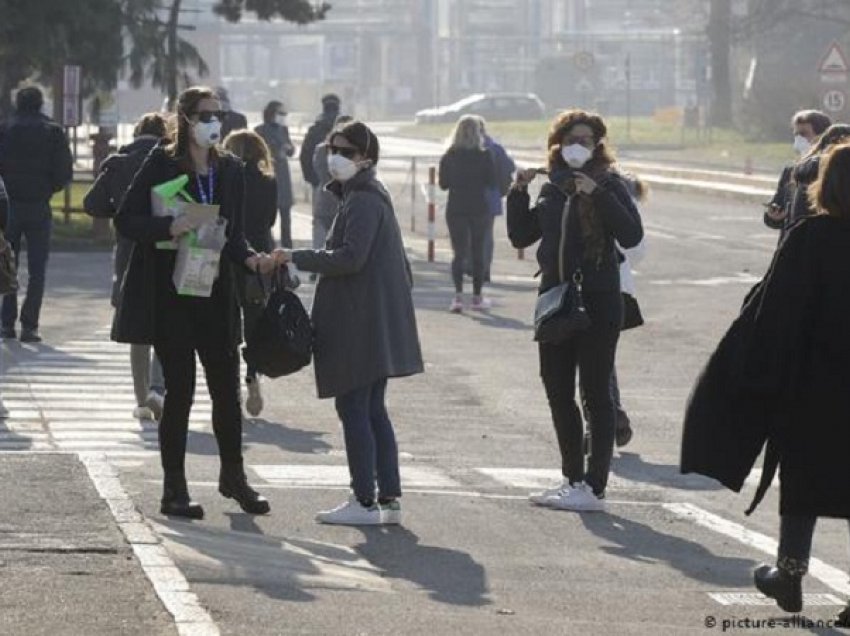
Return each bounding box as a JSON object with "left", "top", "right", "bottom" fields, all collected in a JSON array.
[
  {"left": 546, "top": 109, "right": 616, "bottom": 173},
  {"left": 805, "top": 123, "right": 850, "bottom": 158},
  {"left": 793, "top": 110, "right": 832, "bottom": 136},
  {"left": 15, "top": 86, "right": 44, "bottom": 113},
  {"left": 263, "top": 100, "right": 284, "bottom": 124},
  {"left": 133, "top": 112, "right": 168, "bottom": 139},
  {"left": 330, "top": 121, "right": 380, "bottom": 165},
  {"left": 322, "top": 93, "right": 341, "bottom": 114},
  {"left": 165, "top": 86, "right": 220, "bottom": 169},
  {"left": 810, "top": 142, "right": 850, "bottom": 219}
]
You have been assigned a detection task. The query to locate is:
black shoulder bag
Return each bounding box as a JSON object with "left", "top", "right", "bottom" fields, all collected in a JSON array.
[{"left": 533, "top": 196, "right": 591, "bottom": 344}]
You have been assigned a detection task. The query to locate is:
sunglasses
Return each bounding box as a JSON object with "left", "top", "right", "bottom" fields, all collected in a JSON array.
[
  {"left": 193, "top": 110, "right": 226, "bottom": 123},
  {"left": 564, "top": 135, "right": 595, "bottom": 147},
  {"left": 329, "top": 145, "right": 359, "bottom": 159}
]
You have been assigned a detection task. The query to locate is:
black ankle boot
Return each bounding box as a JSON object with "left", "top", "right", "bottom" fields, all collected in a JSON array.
[
  {"left": 160, "top": 472, "right": 204, "bottom": 519},
  {"left": 837, "top": 602, "right": 849, "bottom": 628},
  {"left": 219, "top": 464, "right": 270, "bottom": 515},
  {"left": 754, "top": 564, "right": 803, "bottom": 613}
]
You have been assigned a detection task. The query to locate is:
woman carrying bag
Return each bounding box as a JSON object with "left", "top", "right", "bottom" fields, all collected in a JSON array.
[
  {"left": 275, "top": 121, "right": 423, "bottom": 526},
  {"left": 508, "top": 110, "right": 643, "bottom": 513},
  {"left": 114, "top": 86, "right": 276, "bottom": 520}
]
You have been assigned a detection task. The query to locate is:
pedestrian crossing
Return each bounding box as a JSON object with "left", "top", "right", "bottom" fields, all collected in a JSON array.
[{"left": 0, "top": 327, "right": 213, "bottom": 454}]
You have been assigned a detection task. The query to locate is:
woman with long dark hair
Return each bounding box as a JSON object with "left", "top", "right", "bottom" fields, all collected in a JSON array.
[
  {"left": 114, "top": 86, "right": 276, "bottom": 519},
  {"left": 508, "top": 110, "right": 643, "bottom": 512},
  {"left": 255, "top": 100, "right": 295, "bottom": 248}
]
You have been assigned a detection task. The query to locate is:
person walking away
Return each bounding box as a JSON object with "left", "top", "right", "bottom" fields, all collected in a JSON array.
[
  {"left": 0, "top": 87, "right": 73, "bottom": 342},
  {"left": 223, "top": 129, "right": 278, "bottom": 417},
  {"left": 299, "top": 94, "right": 341, "bottom": 202},
  {"left": 508, "top": 110, "right": 643, "bottom": 513},
  {"left": 215, "top": 87, "right": 249, "bottom": 139},
  {"left": 681, "top": 142, "right": 850, "bottom": 627},
  {"left": 763, "top": 110, "right": 831, "bottom": 234},
  {"left": 255, "top": 100, "right": 295, "bottom": 249},
  {"left": 274, "top": 121, "right": 423, "bottom": 526},
  {"left": 312, "top": 114, "right": 354, "bottom": 253},
  {"left": 83, "top": 113, "right": 168, "bottom": 421},
  {"left": 470, "top": 117, "right": 515, "bottom": 284},
  {"left": 439, "top": 115, "right": 497, "bottom": 312},
  {"left": 114, "top": 86, "right": 276, "bottom": 519}
]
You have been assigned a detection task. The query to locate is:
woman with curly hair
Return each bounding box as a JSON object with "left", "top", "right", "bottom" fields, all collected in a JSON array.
[{"left": 508, "top": 110, "right": 643, "bottom": 512}]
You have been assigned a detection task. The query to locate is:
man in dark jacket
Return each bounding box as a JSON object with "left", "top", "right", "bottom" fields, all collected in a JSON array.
[
  {"left": 216, "top": 87, "right": 249, "bottom": 139},
  {"left": 0, "top": 87, "right": 73, "bottom": 342},
  {"left": 299, "top": 94, "right": 341, "bottom": 190}
]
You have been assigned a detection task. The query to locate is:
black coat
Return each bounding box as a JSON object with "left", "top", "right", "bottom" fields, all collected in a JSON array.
[
  {"left": 682, "top": 216, "right": 850, "bottom": 519},
  {"left": 506, "top": 171, "right": 643, "bottom": 294},
  {"left": 764, "top": 165, "right": 793, "bottom": 231},
  {"left": 0, "top": 113, "right": 72, "bottom": 203},
  {"left": 254, "top": 122, "right": 294, "bottom": 210},
  {"left": 111, "top": 147, "right": 253, "bottom": 346},
  {"left": 438, "top": 147, "right": 496, "bottom": 218},
  {"left": 291, "top": 169, "right": 424, "bottom": 398},
  {"left": 242, "top": 163, "right": 277, "bottom": 253},
  {"left": 220, "top": 110, "right": 249, "bottom": 139},
  {"left": 299, "top": 114, "right": 335, "bottom": 187}
]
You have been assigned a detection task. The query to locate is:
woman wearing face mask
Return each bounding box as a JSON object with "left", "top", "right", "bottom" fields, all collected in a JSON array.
[
  {"left": 508, "top": 110, "right": 643, "bottom": 513},
  {"left": 114, "top": 86, "right": 276, "bottom": 520},
  {"left": 439, "top": 115, "right": 497, "bottom": 312},
  {"left": 255, "top": 100, "right": 295, "bottom": 248},
  {"left": 274, "top": 121, "right": 423, "bottom": 526}
]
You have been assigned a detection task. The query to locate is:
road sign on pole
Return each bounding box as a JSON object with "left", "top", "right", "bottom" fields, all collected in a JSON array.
[
  {"left": 819, "top": 41, "right": 849, "bottom": 84},
  {"left": 62, "top": 65, "right": 81, "bottom": 127},
  {"left": 823, "top": 89, "right": 847, "bottom": 113}
]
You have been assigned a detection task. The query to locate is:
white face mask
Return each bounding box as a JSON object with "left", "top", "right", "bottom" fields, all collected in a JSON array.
[
  {"left": 561, "top": 143, "right": 593, "bottom": 168},
  {"left": 327, "top": 153, "right": 359, "bottom": 182},
  {"left": 793, "top": 135, "right": 811, "bottom": 155},
  {"left": 193, "top": 120, "right": 221, "bottom": 148},
  {"left": 275, "top": 114, "right": 288, "bottom": 127}
]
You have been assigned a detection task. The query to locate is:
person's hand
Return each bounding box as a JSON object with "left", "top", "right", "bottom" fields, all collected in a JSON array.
[
  {"left": 169, "top": 215, "right": 196, "bottom": 238},
  {"left": 256, "top": 254, "right": 276, "bottom": 275},
  {"left": 514, "top": 168, "right": 541, "bottom": 188},
  {"left": 765, "top": 204, "right": 788, "bottom": 224},
  {"left": 574, "top": 171, "right": 598, "bottom": 195},
  {"left": 272, "top": 248, "right": 292, "bottom": 266}
]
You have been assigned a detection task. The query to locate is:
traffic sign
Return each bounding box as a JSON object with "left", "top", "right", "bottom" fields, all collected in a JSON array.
[
  {"left": 62, "top": 65, "right": 81, "bottom": 127},
  {"left": 822, "top": 89, "right": 846, "bottom": 113},
  {"left": 819, "top": 41, "right": 849, "bottom": 74},
  {"left": 574, "top": 51, "right": 595, "bottom": 72}
]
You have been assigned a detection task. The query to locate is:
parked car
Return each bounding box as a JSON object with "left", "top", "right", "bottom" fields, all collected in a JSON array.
[{"left": 415, "top": 93, "right": 545, "bottom": 124}]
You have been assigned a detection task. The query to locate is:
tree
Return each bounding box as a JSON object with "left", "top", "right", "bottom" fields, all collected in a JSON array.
[
  {"left": 212, "top": 0, "right": 331, "bottom": 23},
  {"left": 0, "top": 0, "right": 124, "bottom": 118}
]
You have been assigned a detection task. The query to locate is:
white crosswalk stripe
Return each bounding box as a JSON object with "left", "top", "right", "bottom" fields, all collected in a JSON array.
[{"left": 0, "top": 331, "right": 214, "bottom": 453}]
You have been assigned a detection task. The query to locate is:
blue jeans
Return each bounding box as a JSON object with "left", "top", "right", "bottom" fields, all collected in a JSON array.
[
  {"left": 334, "top": 378, "right": 401, "bottom": 502},
  {"left": 2, "top": 201, "right": 52, "bottom": 332}
]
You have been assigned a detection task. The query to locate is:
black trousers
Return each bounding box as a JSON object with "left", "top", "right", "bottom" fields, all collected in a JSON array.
[
  {"left": 778, "top": 516, "right": 850, "bottom": 570},
  {"left": 153, "top": 296, "right": 244, "bottom": 474},
  {"left": 446, "top": 211, "right": 489, "bottom": 296},
  {"left": 539, "top": 291, "right": 622, "bottom": 496}
]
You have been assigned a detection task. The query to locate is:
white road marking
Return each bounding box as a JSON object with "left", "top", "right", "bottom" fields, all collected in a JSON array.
[
  {"left": 650, "top": 273, "right": 761, "bottom": 287},
  {"left": 252, "top": 463, "right": 461, "bottom": 489},
  {"left": 708, "top": 592, "right": 843, "bottom": 606}
]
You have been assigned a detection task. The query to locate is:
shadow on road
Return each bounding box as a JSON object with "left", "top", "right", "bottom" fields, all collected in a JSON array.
[
  {"left": 612, "top": 452, "right": 723, "bottom": 492},
  {"left": 242, "top": 417, "right": 333, "bottom": 455},
  {"left": 355, "top": 526, "right": 491, "bottom": 607},
  {"left": 580, "top": 512, "right": 755, "bottom": 587}
]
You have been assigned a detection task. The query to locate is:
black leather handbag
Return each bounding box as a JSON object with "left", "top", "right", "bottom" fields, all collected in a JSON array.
[
  {"left": 533, "top": 198, "right": 590, "bottom": 344},
  {"left": 621, "top": 292, "right": 644, "bottom": 331}
]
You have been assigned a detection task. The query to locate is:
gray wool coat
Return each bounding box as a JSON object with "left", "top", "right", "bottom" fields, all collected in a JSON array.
[{"left": 291, "top": 168, "right": 424, "bottom": 399}]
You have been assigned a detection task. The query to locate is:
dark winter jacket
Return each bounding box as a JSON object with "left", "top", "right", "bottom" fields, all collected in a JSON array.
[
  {"left": 783, "top": 156, "right": 819, "bottom": 236},
  {"left": 220, "top": 110, "right": 248, "bottom": 139},
  {"left": 0, "top": 113, "right": 72, "bottom": 203},
  {"left": 255, "top": 121, "right": 294, "bottom": 210},
  {"left": 764, "top": 165, "right": 793, "bottom": 231},
  {"left": 507, "top": 170, "right": 643, "bottom": 295},
  {"left": 83, "top": 135, "right": 160, "bottom": 307},
  {"left": 483, "top": 135, "right": 515, "bottom": 215},
  {"left": 112, "top": 147, "right": 253, "bottom": 346},
  {"left": 291, "top": 168, "right": 424, "bottom": 399},
  {"left": 242, "top": 162, "right": 277, "bottom": 253},
  {"left": 682, "top": 216, "right": 850, "bottom": 519},
  {"left": 299, "top": 113, "right": 336, "bottom": 187},
  {"left": 0, "top": 174, "right": 8, "bottom": 231},
  {"left": 438, "top": 147, "right": 497, "bottom": 218}
]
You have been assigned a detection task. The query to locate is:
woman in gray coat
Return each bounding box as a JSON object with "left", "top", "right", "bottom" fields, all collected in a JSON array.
[{"left": 275, "top": 121, "right": 423, "bottom": 527}]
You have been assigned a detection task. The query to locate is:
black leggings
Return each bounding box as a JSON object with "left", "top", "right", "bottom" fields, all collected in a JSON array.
[
  {"left": 539, "top": 291, "right": 622, "bottom": 496},
  {"left": 154, "top": 328, "right": 243, "bottom": 474},
  {"left": 446, "top": 211, "right": 489, "bottom": 295},
  {"left": 778, "top": 516, "right": 850, "bottom": 572}
]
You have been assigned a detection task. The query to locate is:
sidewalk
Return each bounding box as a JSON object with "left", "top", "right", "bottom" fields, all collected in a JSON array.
[{"left": 0, "top": 453, "right": 177, "bottom": 635}]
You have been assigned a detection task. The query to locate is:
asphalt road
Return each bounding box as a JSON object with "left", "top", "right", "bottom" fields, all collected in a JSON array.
[{"left": 1, "top": 161, "right": 848, "bottom": 635}]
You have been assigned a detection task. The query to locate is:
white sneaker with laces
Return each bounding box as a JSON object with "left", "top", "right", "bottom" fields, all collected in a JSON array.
[
  {"left": 133, "top": 405, "right": 155, "bottom": 420},
  {"left": 145, "top": 391, "right": 164, "bottom": 420},
  {"left": 548, "top": 482, "right": 606, "bottom": 512},
  {"left": 316, "top": 496, "right": 384, "bottom": 525},
  {"left": 245, "top": 376, "right": 263, "bottom": 417},
  {"left": 380, "top": 500, "right": 402, "bottom": 525},
  {"left": 529, "top": 479, "right": 570, "bottom": 506}
]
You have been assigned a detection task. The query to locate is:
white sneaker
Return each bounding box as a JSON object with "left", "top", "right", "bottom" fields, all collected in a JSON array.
[
  {"left": 548, "top": 482, "right": 606, "bottom": 513},
  {"left": 245, "top": 376, "right": 263, "bottom": 417},
  {"left": 380, "top": 500, "right": 402, "bottom": 525},
  {"left": 144, "top": 391, "right": 164, "bottom": 420},
  {"left": 529, "top": 479, "right": 570, "bottom": 506},
  {"left": 133, "top": 406, "right": 155, "bottom": 420},
  {"left": 316, "top": 496, "right": 384, "bottom": 526}
]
